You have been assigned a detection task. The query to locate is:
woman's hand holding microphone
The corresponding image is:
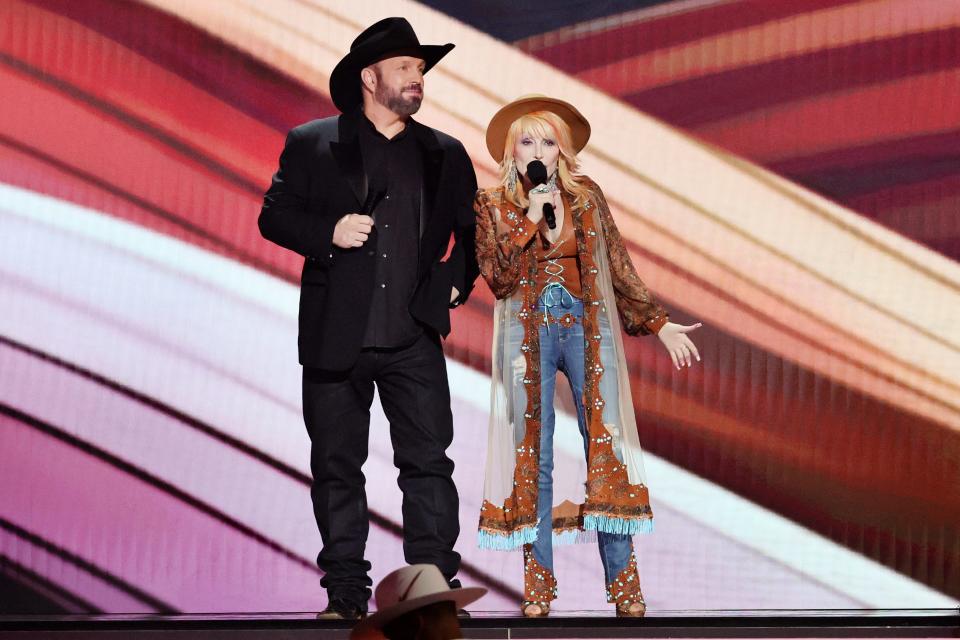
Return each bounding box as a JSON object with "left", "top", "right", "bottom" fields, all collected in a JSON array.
[{"left": 526, "top": 185, "right": 559, "bottom": 226}]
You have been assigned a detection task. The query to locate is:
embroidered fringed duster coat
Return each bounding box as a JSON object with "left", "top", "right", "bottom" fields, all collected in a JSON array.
[{"left": 474, "top": 178, "right": 669, "bottom": 551}]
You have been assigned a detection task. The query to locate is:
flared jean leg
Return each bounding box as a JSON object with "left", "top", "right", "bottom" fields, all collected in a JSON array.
[{"left": 531, "top": 321, "right": 560, "bottom": 572}]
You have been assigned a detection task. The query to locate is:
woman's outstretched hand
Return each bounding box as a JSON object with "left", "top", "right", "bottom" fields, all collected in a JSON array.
[{"left": 657, "top": 322, "right": 702, "bottom": 369}]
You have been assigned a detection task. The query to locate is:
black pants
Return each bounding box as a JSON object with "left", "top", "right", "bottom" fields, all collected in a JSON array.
[{"left": 302, "top": 331, "right": 461, "bottom": 606}]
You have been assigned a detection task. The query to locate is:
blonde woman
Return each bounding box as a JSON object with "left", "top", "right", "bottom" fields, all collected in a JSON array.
[{"left": 474, "top": 96, "right": 700, "bottom": 617}]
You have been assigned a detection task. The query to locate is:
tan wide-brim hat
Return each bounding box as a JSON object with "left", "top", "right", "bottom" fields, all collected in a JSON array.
[
  {"left": 485, "top": 94, "right": 591, "bottom": 163},
  {"left": 350, "top": 565, "right": 486, "bottom": 640}
]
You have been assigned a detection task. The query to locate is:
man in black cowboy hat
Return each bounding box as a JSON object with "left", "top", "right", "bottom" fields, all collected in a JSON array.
[{"left": 258, "top": 18, "right": 478, "bottom": 619}]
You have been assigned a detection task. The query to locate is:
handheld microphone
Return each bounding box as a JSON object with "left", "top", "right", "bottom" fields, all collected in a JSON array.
[
  {"left": 362, "top": 172, "right": 388, "bottom": 219},
  {"left": 526, "top": 160, "right": 556, "bottom": 230}
]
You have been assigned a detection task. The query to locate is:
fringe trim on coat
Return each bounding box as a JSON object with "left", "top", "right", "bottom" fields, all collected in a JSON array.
[
  {"left": 584, "top": 514, "right": 654, "bottom": 536},
  {"left": 478, "top": 524, "right": 539, "bottom": 551},
  {"left": 552, "top": 528, "right": 598, "bottom": 546}
]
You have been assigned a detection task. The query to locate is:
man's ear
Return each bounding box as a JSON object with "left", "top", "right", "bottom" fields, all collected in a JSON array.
[{"left": 360, "top": 66, "right": 377, "bottom": 93}]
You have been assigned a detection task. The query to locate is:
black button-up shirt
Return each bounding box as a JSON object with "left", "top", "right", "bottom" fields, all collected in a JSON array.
[{"left": 358, "top": 113, "right": 423, "bottom": 349}]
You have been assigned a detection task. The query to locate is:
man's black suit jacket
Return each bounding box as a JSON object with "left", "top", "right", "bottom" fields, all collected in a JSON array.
[{"left": 259, "top": 110, "right": 479, "bottom": 370}]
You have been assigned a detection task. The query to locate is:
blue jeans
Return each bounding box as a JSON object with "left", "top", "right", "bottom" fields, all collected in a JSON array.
[{"left": 532, "top": 285, "right": 633, "bottom": 586}]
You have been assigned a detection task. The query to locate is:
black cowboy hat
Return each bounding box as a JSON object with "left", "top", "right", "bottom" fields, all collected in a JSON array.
[{"left": 329, "top": 17, "right": 454, "bottom": 113}]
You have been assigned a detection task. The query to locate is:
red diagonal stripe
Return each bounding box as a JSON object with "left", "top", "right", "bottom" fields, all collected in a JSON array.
[
  {"left": 621, "top": 28, "right": 960, "bottom": 127},
  {"left": 22, "top": 0, "right": 337, "bottom": 131},
  {"left": 518, "top": 0, "right": 856, "bottom": 73}
]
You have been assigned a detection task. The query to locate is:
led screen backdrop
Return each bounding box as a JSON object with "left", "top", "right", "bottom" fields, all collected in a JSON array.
[{"left": 1, "top": 0, "right": 958, "bottom": 614}]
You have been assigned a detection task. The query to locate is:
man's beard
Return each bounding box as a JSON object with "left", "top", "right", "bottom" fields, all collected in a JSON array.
[{"left": 375, "top": 83, "right": 422, "bottom": 116}]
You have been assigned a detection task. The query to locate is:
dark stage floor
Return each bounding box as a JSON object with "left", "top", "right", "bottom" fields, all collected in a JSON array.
[{"left": 1, "top": 609, "right": 958, "bottom": 639}]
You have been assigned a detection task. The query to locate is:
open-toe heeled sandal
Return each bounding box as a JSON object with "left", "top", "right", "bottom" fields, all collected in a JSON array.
[
  {"left": 521, "top": 544, "right": 557, "bottom": 619},
  {"left": 609, "top": 550, "right": 645, "bottom": 618},
  {"left": 615, "top": 598, "right": 646, "bottom": 618},
  {"left": 522, "top": 601, "right": 551, "bottom": 618}
]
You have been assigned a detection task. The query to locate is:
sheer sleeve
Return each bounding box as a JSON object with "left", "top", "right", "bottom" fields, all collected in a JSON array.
[{"left": 591, "top": 182, "right": 668, "bottom": 336}]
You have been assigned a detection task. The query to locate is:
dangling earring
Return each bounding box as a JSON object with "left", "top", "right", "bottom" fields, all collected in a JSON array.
[
  {"left": 548, "top": 169, "right": 558, "bottom": 190},
  {"left": 507, "top": 160, "right": 518, "bottom": 191}
]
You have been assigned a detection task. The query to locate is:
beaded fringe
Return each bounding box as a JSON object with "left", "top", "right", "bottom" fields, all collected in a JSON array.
[
  {"left": 584, "top": 514, "right": 654, "bottom": 536},
  {"left": 552, "top": 528, "right": 598, "bottom": 546},
  {"left": 480, "top": 517, "right": 651, "bottom": 550},
  {"left": 478, "top": 525, "right": 539, "bottom": 551}
]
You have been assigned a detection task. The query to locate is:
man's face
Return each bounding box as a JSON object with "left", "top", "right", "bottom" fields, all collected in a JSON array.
[{"left": 372, "top": 56, "right": 426, "bottom": 116}]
